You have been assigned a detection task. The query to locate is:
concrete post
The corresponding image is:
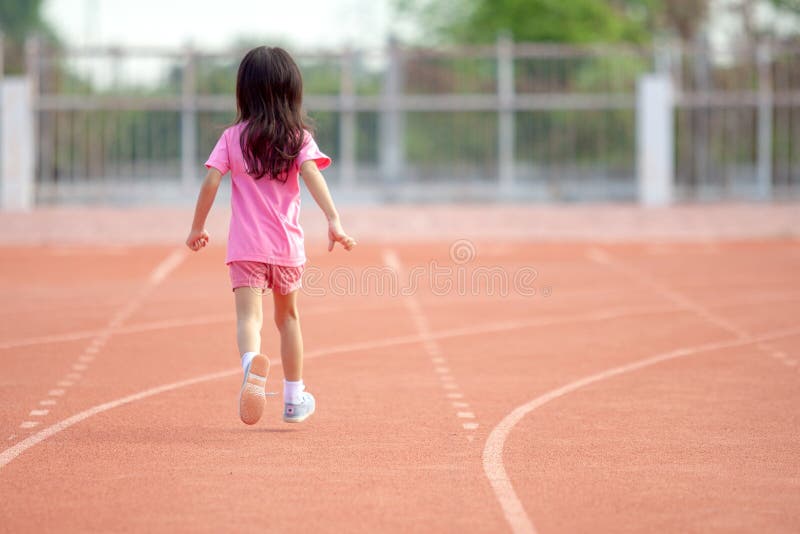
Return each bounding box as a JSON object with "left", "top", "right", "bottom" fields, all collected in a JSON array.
[
  {"left": 497, "top": 34, "right": 515, "bottom": 192},
  {"left": 756, "top": 42, "right": 773, "bottom": 199},
  {"left": 379, "top": 38, "right": 404, "bottom": 183},
  {"left": 637, "top": 74, "right": 674, "bottom": 206},
  {"left": 339, "top": 49, "right": 357, "bottom": 189},
  {"left": 1, "top": 77, "right": 35, "bottom": 210},
  {"left": 181, "top": 46, "right": 198, "bottom": 192}
]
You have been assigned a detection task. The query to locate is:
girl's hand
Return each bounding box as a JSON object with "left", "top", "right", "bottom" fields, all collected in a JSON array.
[
  {"left": 328, "top": 218, "right": 356, "bottom": 252},
  {"left": 186, "top": 228, "right": 209, "bottom": 251}
]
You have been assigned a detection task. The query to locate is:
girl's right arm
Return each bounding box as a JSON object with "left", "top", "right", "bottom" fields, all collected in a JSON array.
[{"left": 185, "top": 168, "right": 223, "bottom": 251}]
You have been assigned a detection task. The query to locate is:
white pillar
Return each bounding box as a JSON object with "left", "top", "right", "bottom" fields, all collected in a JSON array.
[
  {"left": 380, "top": 38, "right": 404, "bottom": 183},
  {"left": 339, "top": 49, "right": 357, "bottom": 189},
  {"left": 181, "top": 47, "right": 197, "bottom": 192},
  {"left": 637, "top": 74, "right": 674, "bottom": 206},
  {"left": 756, "top": 42, "right": 773, "bottom": 199},
  {"left": 497, "top": 34, "right": 515, "bottom": 192},
  {"left": 1, "top": 77, "right": 35, "bottom": 210}
]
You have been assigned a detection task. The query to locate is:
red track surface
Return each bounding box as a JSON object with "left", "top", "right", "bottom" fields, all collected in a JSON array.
[{"left": 1, "top": 239, "right": 799, "bottom": 532}]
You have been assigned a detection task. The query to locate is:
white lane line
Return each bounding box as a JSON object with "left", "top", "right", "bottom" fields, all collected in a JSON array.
[
  {"left": 585, "top": 246, "right": 748, "bottom": 338},
  {"left": 19, "top": 422, "right": 38, "bottom": 429},
  {"left": 784, "top": 359, "right": 797, "bottom": 366},
  {"left": 463, "top": 423, "right": 479, "bottom": 430},
  {"left": 0, "top": 301, "right": 400, "bottom": 352},
  {"left": 452, "top": 402, "right": 470, "bottom": 408},
  {"left": 9, "top": 248, "right": 189, "bottom": 436},
  {"left": 0, "top": 300, "right": 732, "bottom": 471},
  {"left": 149, "top": 249, "right": 186, "bottom": 285},
  {"left": 772, "top": 351, "right": 786, "bottom": 359},
  {"left": 1, "top": 368, "right": 237, "bottom": 469},
  {"left": 39, "top": 400, "right": 56, "bottom": 406},
  {"left": 482, "top": 325, "right": 800, "bottom": 534},
  {"left": 384, "top": 248, "right": 484, "bottom": 439}
]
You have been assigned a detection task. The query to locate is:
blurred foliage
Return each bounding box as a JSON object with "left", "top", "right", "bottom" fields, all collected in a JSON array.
[
  {"left": 0, "top": 0, "right": 58, "bottom": 73},
  {"left": 395, "top": 0, "right": 665, "bottom": 44}
]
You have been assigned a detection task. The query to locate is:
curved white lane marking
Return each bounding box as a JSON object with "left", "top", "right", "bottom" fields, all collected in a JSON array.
[
  {"left": 0, "top": 303, "right": 687, "bottom": 471},
  {"left": 0, "top": 368, "right": 239, "bottom": 469},
  {"left": 482, "top": 325, "right": 800, "bottom": 534}
]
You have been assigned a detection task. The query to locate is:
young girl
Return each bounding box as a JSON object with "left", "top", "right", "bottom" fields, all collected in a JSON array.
[{"left": 185, "top": 46, "right": 356, "bottom": 425}]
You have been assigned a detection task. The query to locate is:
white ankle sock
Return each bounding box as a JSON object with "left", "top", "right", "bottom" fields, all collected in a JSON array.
[
  {"left": 241, "top": 352, "right": 257, "bottom": 371},
  {"left": 283, "top": 379, "right": 305, "bottom": 404}
]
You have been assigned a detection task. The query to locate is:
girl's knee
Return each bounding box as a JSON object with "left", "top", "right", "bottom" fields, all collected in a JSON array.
[{"left": 274, "top": 305, "right": 299, "bottom": 329}]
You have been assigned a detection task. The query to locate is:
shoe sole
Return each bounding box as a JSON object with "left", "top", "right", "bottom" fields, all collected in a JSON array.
[{"left": 239, "top": 355, "right": 269, "bottom": 425}]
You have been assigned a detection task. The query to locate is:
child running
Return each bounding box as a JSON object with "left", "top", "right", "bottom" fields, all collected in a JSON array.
[{"left": 185, "top": 46, "right": 356, "bottom": 425}]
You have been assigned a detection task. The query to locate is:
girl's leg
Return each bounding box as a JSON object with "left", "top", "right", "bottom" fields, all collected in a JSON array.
[
  {"left": 272, "top": 289, "right": 303, "bottom": 381},
  {"left": 234, "top": 287, "right": 263, "bottom": 356}
]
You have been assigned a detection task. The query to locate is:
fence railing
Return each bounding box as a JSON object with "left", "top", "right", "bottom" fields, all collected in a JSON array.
[{"left": 2, "top": 37, "right": 799, "bottom": 205}]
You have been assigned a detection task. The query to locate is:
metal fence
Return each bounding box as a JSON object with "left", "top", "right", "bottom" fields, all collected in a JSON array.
[{"left": 9, "top": 37, "right": 800, "bottom": 204}]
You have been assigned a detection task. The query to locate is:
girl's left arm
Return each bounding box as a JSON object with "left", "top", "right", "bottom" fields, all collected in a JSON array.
[
  {"left": 300, "top": 160, "right": 356, "bottom": 252},
  {"left": 186, "top": 168, "right": 223, "bottom": 251}
]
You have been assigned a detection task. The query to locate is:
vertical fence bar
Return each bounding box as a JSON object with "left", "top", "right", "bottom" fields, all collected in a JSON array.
[
  {"left": 497, "top": 34, "right": 515, "bottom": 192},
  {"left": 380, "top": 38, "right": 404, "bottom": 183},
  {"left": 756, "top": 42, "right": 773, "bottom": 199},
  {"left": 181, "top": 46, "right": 197, "bottom": 192},
  {"left": 339, "top": 49, "right": 356, "bottom": 190}
]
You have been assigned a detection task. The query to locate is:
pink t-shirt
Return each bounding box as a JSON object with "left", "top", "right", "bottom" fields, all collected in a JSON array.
[{"left": 205, "top": 123, "right": 330, "bottom": 266}]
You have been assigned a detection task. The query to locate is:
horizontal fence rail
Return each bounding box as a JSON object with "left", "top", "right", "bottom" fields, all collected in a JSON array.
[{"left": 1, "top": 37, "right": 798, "bottom": 205}]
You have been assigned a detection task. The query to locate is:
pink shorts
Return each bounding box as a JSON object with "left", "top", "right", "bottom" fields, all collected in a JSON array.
[{"left": 229, "top": 261, "right": 305, "bottom": 295}]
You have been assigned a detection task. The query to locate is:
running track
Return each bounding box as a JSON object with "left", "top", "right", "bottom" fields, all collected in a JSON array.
[{"left": 1, "top": 239, "right": 799, "bottom": 532}]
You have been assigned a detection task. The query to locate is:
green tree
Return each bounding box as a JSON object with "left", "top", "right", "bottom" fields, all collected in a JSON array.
[
  {"left": 396, "top": 0, "right": 654, "bottom": 45},
  {"left": 0, "top": 0, "right": 57, "bottom": 73}
]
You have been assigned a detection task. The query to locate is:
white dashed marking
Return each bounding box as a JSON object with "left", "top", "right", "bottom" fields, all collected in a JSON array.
[
  {"left": 29, "top": 410, "right": 48, "bottom": 417},
  {"left": 463, "top": 423, "right": 479, "bottom": 430},
  {"left": 39, "top": 400, "right": 56, "bottom": 406},
  {"left": 72, "top": 363, "right": 88, "bottom": 371},
  {"left": 384, "top": 248, "right": 481, "bottom": 440},
  {"left": 19, "top": 422, "right": 39, "bottom": 429},
  {"left": 57, "top": 381, "right": 73, "bottom": 388},
  {"left": 48, "top": 389, "right": 65, "bottom": 397}
]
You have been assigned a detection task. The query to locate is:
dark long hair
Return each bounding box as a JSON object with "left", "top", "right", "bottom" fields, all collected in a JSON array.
[{"left": 235, "top": 46, "right": 312, "bottom": 181}]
